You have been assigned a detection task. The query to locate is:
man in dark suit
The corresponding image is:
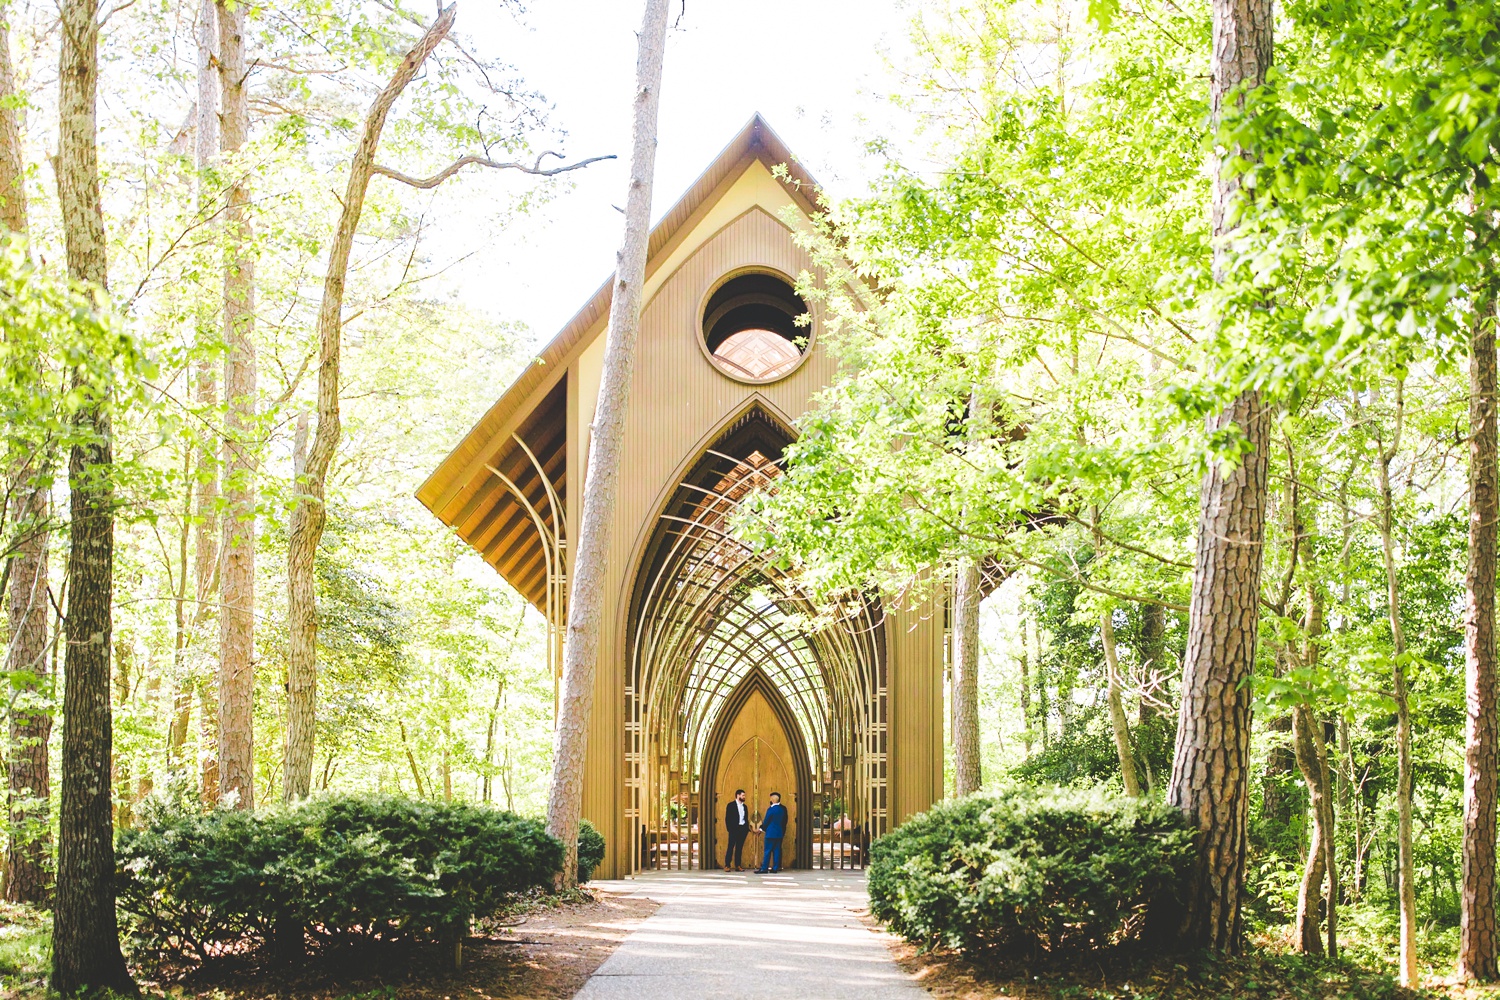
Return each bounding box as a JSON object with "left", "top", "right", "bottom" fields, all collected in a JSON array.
[
  {"left": 753, "top": 791, "right": 788, "bottom": 873},
  {"left": 723, "top": 788, "right": 750, "bottom": 871}
]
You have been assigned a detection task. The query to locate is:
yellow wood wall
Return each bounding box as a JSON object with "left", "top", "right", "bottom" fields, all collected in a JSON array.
[{"left": 564, "top": 160, "right": 945, "bottom": 878}]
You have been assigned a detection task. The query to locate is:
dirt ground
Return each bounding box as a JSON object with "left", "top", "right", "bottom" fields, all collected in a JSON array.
[
  {"left": 863, "top": 911, "right": 1429, "bottom": 1000},
  {"left": 880, "top": 938, "right": 1432, "bottom": 1000},
  {"left": 2, "top": 889, "right": 659, "bottom": 1000}
]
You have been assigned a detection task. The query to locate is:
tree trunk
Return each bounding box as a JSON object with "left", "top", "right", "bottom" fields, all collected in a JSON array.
[
  {"left": 1101, "top": 608, "right": 1141, "bottom": 797},
  {"left": 6, "top": 476, "right": 51, "bottom": 905},
  {"left": 1374, "top": 381, "right": 1418, "bottom": 986},
  {"left": 1167, "top": 388, "right": 1270, "bottom": 953},
  {"left": 199, "top": 675, "right": 219, "bottom": 803},
  {"left": 1461, "top": 279, "right": 1499, "bottom": 982},
  {"left": 952, "top": 558, "right": 983, "bottom": 795},
  {"left": 1262, "top": 713, "right": 1294, "bottom": 831},
  {"left": 1291, "top": 703, "right": 1330, "bottom": 954},
  {"left": 168, "top": 444, "right": 191, "bottom": 765},
  {"left": 502, "top": 742, "right": 515, "bottom": 811},
  {"left": 283, "top": 5, "right": 457, "bottom": 801},
  {"left": 51, "top": 0, "right": 134, "bottom": 988},
  {"left": 0, "top": 4, "right": 50, "bottom": 906},
  {"left": 544, "top": 0, "right": 669, "bottom": 888},
  {"left": 1351, "top": 725, "right": 1373, "bottom": 904},
  {"left": 399, "top": 720, "right": 427, "bottom": 797},
  {"left": 0, "top": 0, "right": 25, "bottom": 234},
  {"left": 1292, "top": 585, "right": 1337, "bottom": 958},
  {"left": 1165, "top": 0, "right": 1273, "bottom": 953},
  {"left": 1137, "top": 601, "right": 1165, "bottom": 725},
  {"left": 1019, "top": 618, "right": 1032, "bottom": 757},
  {"left": 1037, "top": 628, "right": 1050, "bottom": 750},
  {"left": 112, "top": 637, "right": 138, "bottom": 829},
  {"left": 216, "top": 0, "right": 256, "bottom": 811},
  {"left": 171, "top": 0, "right": 219, "bottom": 786},
  {"left": 483, "top": 676, "right": 504, "bottom": 802}
]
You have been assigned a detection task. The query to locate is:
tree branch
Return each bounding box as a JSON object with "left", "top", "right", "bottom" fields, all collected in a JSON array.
[{"left": 372, "top": 150, "right": 615, "bottom": 189}]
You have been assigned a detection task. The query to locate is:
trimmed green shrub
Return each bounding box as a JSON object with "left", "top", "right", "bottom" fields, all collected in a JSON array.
[
  {"left": 577, "top": 819, "right": 606, "bottom": 883},
  {"left": 868, "top": 785, "right": 1193, "bottom": 960},
  {"left": 117, "top": 794, "right": 563, "bottom": 965}
]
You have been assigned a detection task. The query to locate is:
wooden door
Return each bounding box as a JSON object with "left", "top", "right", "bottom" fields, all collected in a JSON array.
[{"left": 715, "top": 687, "right": 797, "bottom": 869}]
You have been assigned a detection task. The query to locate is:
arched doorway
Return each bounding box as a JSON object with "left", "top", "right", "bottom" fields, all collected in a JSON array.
[
  {"left": 701, "top": 671, "right": 814, "bottom": 869},
  {"left": 625, "top": 406, "right": 886, "bottom": 873}
]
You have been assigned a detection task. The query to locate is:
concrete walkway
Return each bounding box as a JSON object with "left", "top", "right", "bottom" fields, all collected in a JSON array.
[{"left": 576, "top": 869, "right": 925, "bottom": 999}]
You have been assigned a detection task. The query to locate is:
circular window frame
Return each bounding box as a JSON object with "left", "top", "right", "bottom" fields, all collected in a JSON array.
[{"left": 696, "top": 266, "right": 817, "bottom": 386}]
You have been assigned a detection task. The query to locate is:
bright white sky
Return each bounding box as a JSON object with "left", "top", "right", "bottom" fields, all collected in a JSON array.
[{"left": 438, "top": 0, "right": 914, "bottom": 342}]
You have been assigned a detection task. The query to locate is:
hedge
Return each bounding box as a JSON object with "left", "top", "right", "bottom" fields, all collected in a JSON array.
[
  {"left": 577, "top": 818, "right": 606, "bottom": 883},
  {"left": 868, "top": 785, "right": 1193, "bottom": 959},
  {"left": 117, "top": 794, "right": 564, "bottom": 965}
]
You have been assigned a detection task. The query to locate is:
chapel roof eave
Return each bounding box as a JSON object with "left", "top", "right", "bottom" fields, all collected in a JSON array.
[{"left": 416, "top": 113, "right": 826, "bottom": 546}]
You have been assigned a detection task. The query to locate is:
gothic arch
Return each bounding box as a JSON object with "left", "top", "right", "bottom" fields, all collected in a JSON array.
[
  {"left": 624, "top": 401, "right": 886, "bottom": 872},
  {"left": 699, "top": 669, "right": 815, "bottom": 869}
]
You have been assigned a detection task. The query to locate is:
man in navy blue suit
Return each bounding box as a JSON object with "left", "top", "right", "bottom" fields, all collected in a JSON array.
[{"left": 753, "top": 791, "right": 788, "bottom": 873}]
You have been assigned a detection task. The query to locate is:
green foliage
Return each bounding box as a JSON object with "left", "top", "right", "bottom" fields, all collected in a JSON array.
[
  {"left": 0, "top": 902, "right": 49, "bottom": 979},
  {"left": 868, "top": 785, "right": 1193, "bottom": 959},
  {"left": 735, "top": 0, "right": 1498, "bottom": 974},
  {"left": 0, "top": 236, "right": 151, "bottom": 561},
  {"left": 577, "top": 819, "right": 606, "bottom": 884},
  {"left": 116, "top": 794, "right": 563, "bottom": 965}
]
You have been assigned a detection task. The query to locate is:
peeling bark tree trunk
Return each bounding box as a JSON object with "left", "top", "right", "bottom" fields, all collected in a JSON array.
[
  {"left": 283, "top": 6, "right": 457, "bottom": 800},
  {"left": 546, "top": 0, "right": 670, "bottom": 887},
  {"left": 1165, "top": 0, "right": 1273, "bottom": 954},
  {"left": 952, "top": 558, "right": 983, "bottom": 795},
  {"left": 216, "top": 0, "right": 256, "bottom": 810},
  {"left": 51, "top": 0, "right": 134, "bottom": 989},
  {"left": 1137, "top": 602, "right": 1166, "bottom": 792},
  {"left": 1462, "top": 283, "right": 1499, "bottom": 982},
  {"left": 0, "top": 2, "right": 52, "bottom": 907},
  {"left": 1101, "top": 608, "right": 1141, "bottom": 797},
  {"left": 1292, "top": 586, "right": 1337, "bottom": 958},
  {"left": 1291, "top": 701, "right": 1331, "bottom": 954}
]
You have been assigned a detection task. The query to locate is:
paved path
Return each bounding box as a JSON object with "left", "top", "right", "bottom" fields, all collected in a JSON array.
[{"left": 576, "top": 869, "right": 925, "bottom": 999}]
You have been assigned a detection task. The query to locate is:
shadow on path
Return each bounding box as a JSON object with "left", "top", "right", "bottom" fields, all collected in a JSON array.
[{"left": 578, "top": 870, "right": 923, "bottom": 999}]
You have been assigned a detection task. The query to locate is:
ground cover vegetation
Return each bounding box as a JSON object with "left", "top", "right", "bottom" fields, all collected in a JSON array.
[{"left": 742, "top": 0, "right": 1500, "bottom": 989}]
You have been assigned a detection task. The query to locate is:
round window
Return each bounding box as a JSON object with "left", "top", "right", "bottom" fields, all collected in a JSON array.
[{"left": 701, "top": 272, "right": 810, "bottom": 383}]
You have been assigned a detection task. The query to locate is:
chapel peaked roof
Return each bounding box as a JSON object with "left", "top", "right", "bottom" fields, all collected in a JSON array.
[{"left": 418, "top": 114, "right": 823, "bottom": 609}]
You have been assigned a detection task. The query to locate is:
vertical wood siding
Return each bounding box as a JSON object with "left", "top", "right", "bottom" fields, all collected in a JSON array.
[{"left": 573, "top": 206, "right": 945, "bottom": 877}]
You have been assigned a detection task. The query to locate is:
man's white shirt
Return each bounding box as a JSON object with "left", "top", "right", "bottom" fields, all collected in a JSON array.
[{"left": 736, "top": 800, "right": 747, "bottom": 824}]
